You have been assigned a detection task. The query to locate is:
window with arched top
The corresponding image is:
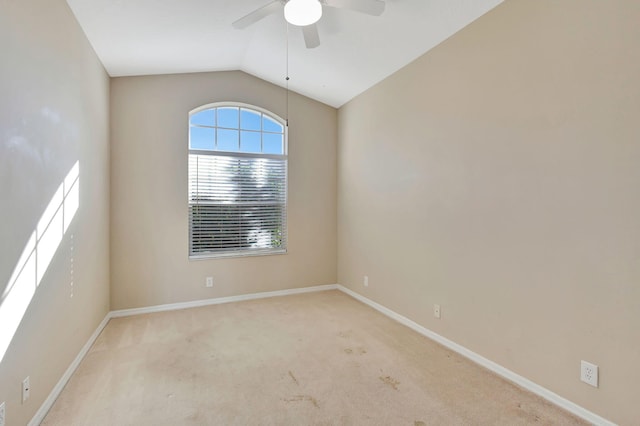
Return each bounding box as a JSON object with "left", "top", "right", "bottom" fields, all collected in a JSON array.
[{"left": 188, "top": 103, "right": 287, "bottom": 258}]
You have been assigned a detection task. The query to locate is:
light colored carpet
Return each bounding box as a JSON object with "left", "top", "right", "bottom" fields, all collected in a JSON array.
[{"left": 42, "top": 290, "right": 587, "bottom": 425}]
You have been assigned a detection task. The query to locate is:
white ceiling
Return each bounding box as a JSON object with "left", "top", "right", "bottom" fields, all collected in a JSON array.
[{"left": 65, "top": 0, "right": 503, "bottom": 108}]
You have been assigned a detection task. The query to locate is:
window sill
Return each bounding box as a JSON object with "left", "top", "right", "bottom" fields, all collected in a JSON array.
[{"left": 189, "top": 248, "right": 287, "bottom": 261}]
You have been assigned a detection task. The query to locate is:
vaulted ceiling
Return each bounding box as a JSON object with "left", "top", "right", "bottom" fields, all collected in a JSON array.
[{"left": 65, "top": 0, "right": 503, "bottom": 107}]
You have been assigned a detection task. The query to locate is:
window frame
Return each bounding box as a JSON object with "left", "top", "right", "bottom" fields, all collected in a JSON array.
[{"left": 188, "top": 101, "right": 288, "bottom": 260}]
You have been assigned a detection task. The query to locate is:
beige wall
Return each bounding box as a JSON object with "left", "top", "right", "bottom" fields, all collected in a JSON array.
[
  {"left": 0, "top": 0, "right": 110, "bottom": 424},
  {"left": 337, "top": 0, "right": 640, "bottom": 423},
  {"left": 110, "top": 71, "right": 337, "bottom": 310}
]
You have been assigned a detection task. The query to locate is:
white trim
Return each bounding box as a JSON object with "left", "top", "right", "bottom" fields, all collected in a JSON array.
[
  {"left": 29, "top": 313, "right": 111, "bottom": 426},
  {"left": 189, "top": 101, "right": 286, "bottom": 126},
  {"left": 188, "top": 149, "right": 286, "bottom": 161},
  {"left": 335, "top": 285, "right": 615, "bottom": 426},
  {"left": 188, "top": 248, "right": 287, "bottom": 261},
  {"left": 110, "top": 284, "right": 338, "bottom": 318}
]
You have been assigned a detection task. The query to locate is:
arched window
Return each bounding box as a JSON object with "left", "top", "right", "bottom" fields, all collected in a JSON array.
[{"left": 188, "top": 103, "right": 287, "bottom": 258}]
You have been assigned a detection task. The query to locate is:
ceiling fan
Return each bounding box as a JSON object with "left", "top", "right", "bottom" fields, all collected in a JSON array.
[{"left": 232, "top": 0, "right": 385, "bottom": 49}]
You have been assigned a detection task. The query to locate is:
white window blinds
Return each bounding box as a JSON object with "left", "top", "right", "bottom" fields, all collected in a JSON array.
[{"left": 188, "top": 104, "right": 287, "bottom": 258}]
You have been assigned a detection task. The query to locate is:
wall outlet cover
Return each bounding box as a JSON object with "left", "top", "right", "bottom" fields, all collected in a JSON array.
[
  {"left": 580, "top": 360, "right": 598, "bottom": 387},
  {"left": 434, "top": 304, "right": 441, "bottom": 319},
  {"left": 22, "top": 376, "right": 30, "bottom": 403}
]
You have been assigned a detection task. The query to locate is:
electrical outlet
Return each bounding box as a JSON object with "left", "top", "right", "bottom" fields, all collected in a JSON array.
[
  {"left": 0, "top": 401, "right": 5, "bottom": 426},
  {"left": 205, "top": 277, "right": 214, "bottom": 288},
  {"left": 580, "top": 360, "right": 598, "bottom": 387},
  {"left": 434, "top": 304, "right": 441, "bottom": 319},
  {"left": 363, "top": 276, "right": 368, "bottom": 287},
  {"left": 22, "top": 376, "right": 30, "bottom": 403}
]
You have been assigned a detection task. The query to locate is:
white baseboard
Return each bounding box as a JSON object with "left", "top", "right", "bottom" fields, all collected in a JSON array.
[
  {"left": 29, "top": 313, "right": 111, "bottom": 426},
  {"left": 110, "top": 284, "right": 339, "bottom": 318},
  {"left": 336, "top": 285, "right": 614, "bottom": 426}
]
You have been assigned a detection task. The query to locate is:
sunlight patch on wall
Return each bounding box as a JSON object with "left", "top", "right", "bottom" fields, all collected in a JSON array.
[{"left": 0, "top": 161, "right": 79, "bottom": 363}]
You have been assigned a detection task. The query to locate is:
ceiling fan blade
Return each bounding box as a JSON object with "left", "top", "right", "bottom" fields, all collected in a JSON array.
[
  {"left": 323, "top": 0, "right": 385, "bottom": 16},
  {"left": 232, "top": 1, "right": 283, "bottom": 29},
  {"left": 302, "top": 24, "right": 320, "bottom": 49}
]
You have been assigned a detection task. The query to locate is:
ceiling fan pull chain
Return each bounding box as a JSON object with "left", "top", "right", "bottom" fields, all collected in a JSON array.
[{"left": 286, "top": 22, "right": 290, "bottom": 128}]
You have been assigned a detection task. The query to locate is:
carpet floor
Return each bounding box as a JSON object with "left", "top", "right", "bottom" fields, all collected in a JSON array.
[{"left": 42, "top": 290, "right": 587, "bottom": 425}]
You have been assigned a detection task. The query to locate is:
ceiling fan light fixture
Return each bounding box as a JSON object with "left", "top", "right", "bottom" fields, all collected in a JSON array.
[{"left": 284, "top": 0, "right": 322, "bottom": 27}]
